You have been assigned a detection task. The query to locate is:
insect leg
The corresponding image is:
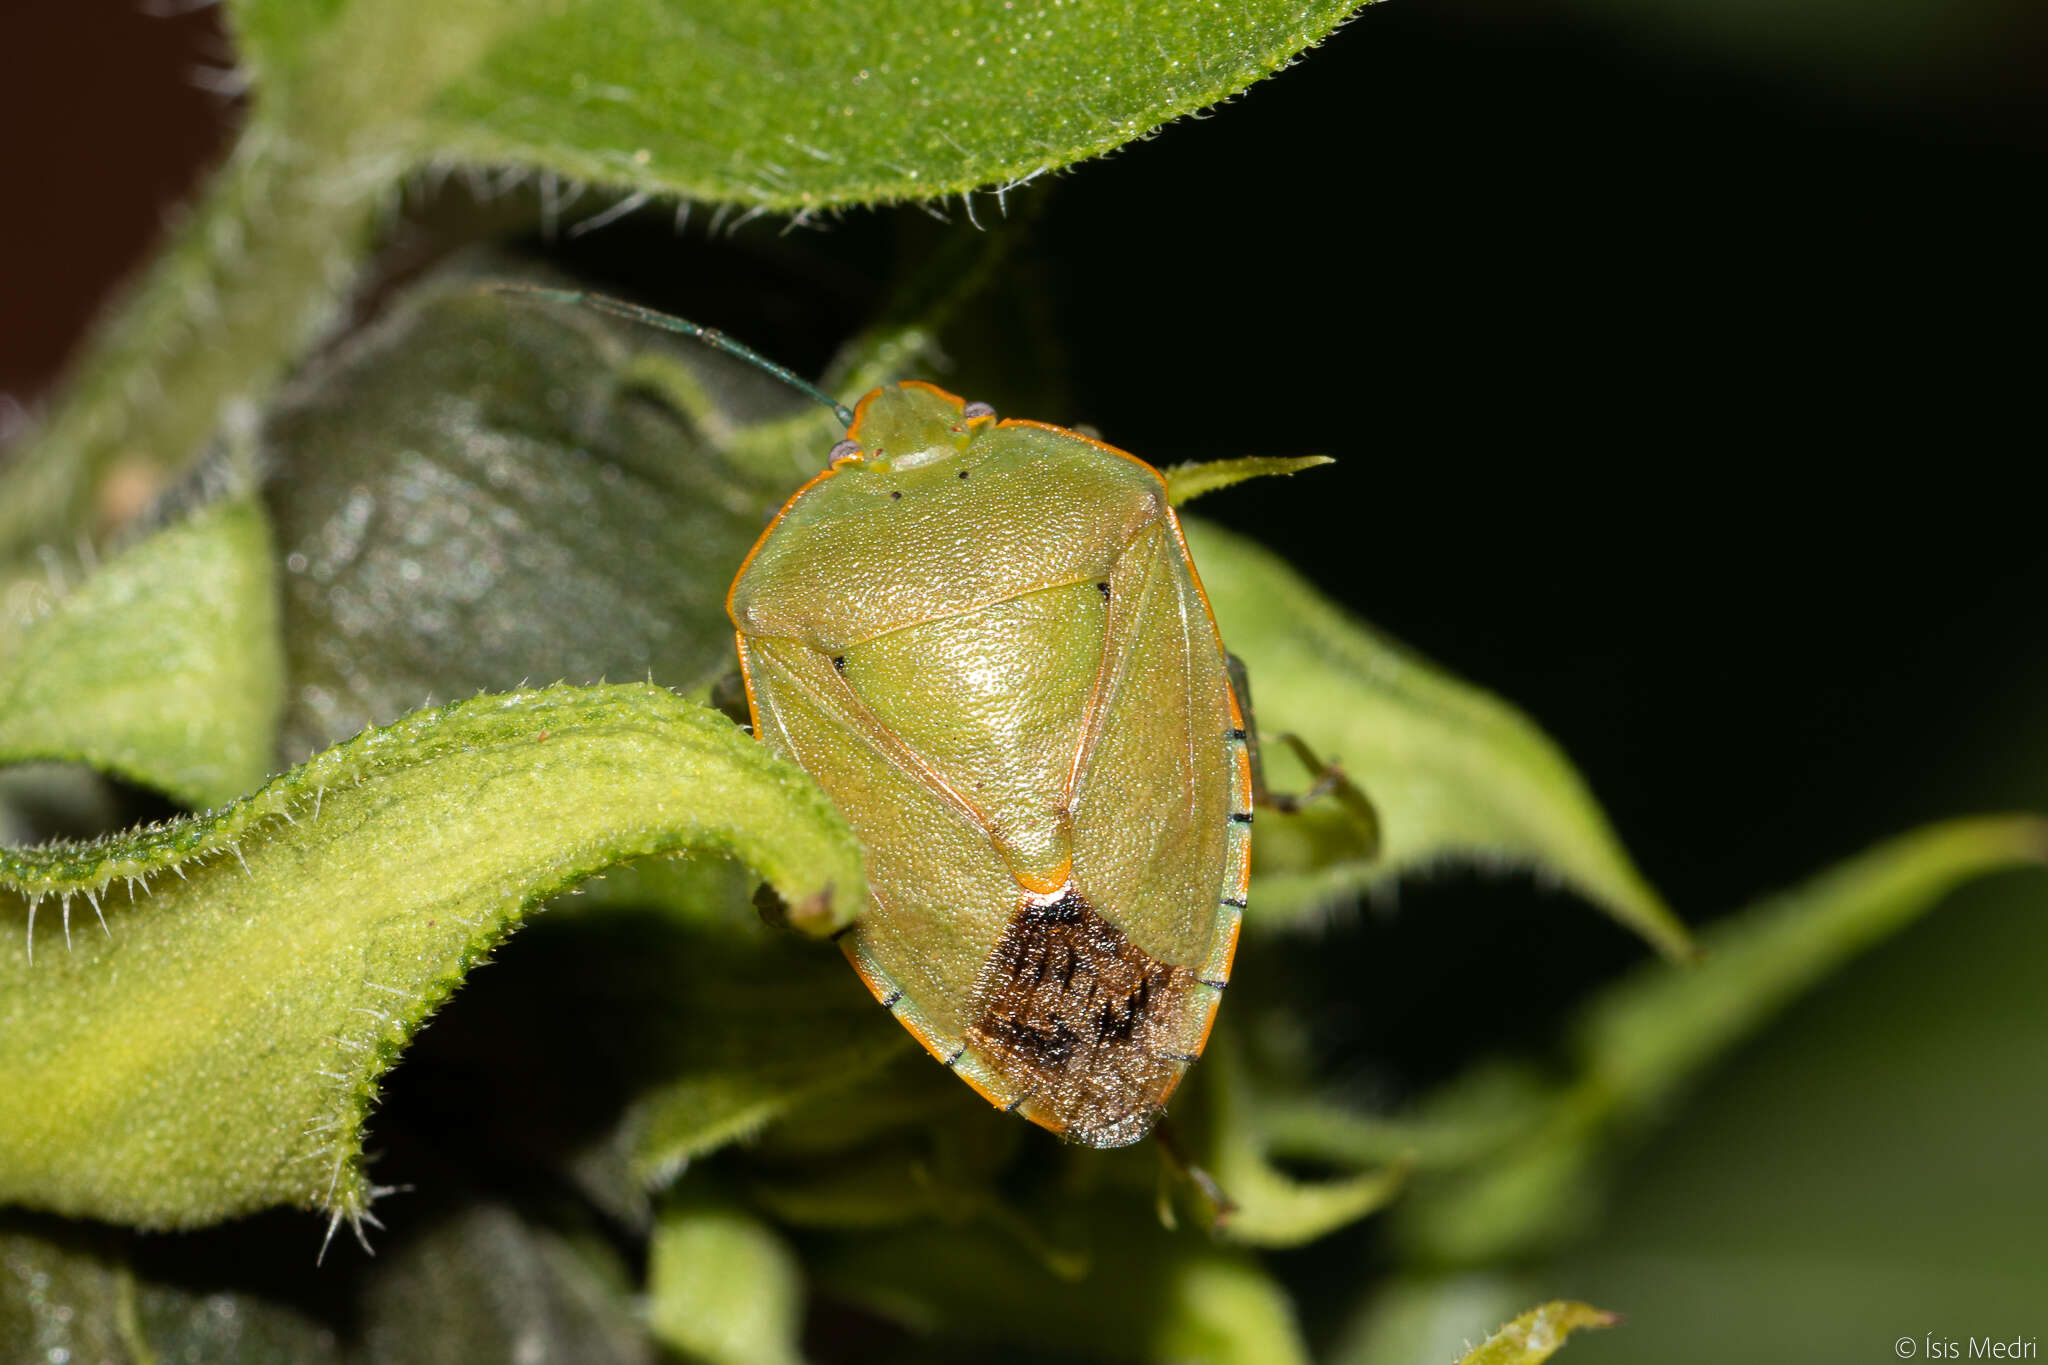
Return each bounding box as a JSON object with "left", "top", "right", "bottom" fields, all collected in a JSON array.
[
  {"left": 1226, "top": 653, "right": 1380, "bottom": 856},
  {"left": 1151, "top": 1116, "right": 1237, "bottom": 1227},
  {"left": 709, "top": 667, "right": 752, "bottom": 732}
]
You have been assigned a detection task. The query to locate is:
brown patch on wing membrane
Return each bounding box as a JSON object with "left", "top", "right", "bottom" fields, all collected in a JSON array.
[{"left": 964, "top": 887, "right": 1195, "bottom": 1147}]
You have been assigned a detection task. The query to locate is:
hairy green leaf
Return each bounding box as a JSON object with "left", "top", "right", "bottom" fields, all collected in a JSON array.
[
  {"left": 647, "top": 1200, "right": 805, "bottom": 1365},
  {"left": 223, "top": 0, "right": 1363, "bottom": 210},
  {"left": 407, "top": 0, "right": 1365, "bottom": 212},
  {"left": 1187, "top": 521, "right": 1691, "bottom": 959},
  {"left": 0, "top": 683, "right": 863, "bottom": 1230},
  {"left": 1452, "top": 1301, "right": 1619, "bottom": 1365},
  {"left": 0, "top": 497, "right": 283, "bottom": 808},
  {"left": 1397, "top": 814, "right": 2048, "bottom": 1264}
]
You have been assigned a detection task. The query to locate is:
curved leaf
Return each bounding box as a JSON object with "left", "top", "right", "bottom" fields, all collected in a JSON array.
[
  {"left": 406, "top": 0, "right": 1365, "bottom": 212},
  {"left": 0, "top": 497, "right": 283, "bottom": 808},
  {"left": 1396, "top": 814, "right": 2048, "bottom": 1264},
  {"left": 1186, "top": 520, "right": 1691, "bottom": 959},
  {"left": 0, "top": 683, "right": 863, "bottom": 1230},
  {"left": 225, "top": 0, "right": 1364, "bottom": 210},
  {"left": 1573, "top": 815, "right": 2048, "bottom": 1099}
]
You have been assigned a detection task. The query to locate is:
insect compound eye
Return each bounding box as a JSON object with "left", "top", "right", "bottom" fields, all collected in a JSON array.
[
  {"left": 828, "top": 439, "right": 862, "bottom": 465},
  {"left": 962, "top": 401, "right": 997, "bottom": 420}
]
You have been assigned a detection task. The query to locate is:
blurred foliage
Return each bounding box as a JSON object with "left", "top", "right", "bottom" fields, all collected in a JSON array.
[
  {"left": 648, "top": 1198, "right": 808, "bottom": 1365},
  {"left": 4, "top": 2, "right": 2045, "bottom": 1362},
  {"left": 1387, "top": 816, "right": 2047, "bottom": 1267}
]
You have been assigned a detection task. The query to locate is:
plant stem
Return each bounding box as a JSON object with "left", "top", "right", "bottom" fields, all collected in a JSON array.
[{"left": 0, "top": 0, "right": 515, "bottom": 565}]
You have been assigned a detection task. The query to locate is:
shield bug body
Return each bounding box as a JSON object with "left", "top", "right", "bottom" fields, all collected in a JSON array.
[
  {"left": 495, "top": 288, "right": 1250, "bottom": 1148},
  {"left": 729, "top": 382, "right": 1250, "bottom": 1148}
]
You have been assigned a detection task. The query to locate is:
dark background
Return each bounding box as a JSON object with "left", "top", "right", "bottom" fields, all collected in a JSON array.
[{"left": 4, "top": 0, "right": 2044, "bottom": 1359}]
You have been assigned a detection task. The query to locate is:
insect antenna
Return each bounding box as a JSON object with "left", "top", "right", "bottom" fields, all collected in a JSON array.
[{"left": 489, "top": 284, "right": 855, "bottom": 428}]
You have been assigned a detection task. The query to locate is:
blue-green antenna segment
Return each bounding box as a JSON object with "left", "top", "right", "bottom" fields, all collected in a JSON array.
[{"left": 491, "top": 284, "right": 856, "bottom": 428}]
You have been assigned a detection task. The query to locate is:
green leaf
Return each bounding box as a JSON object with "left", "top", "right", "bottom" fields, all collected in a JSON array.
[
  {"left": 406, "top": 0, "right": 1366, "bottom": 212},
  {"left": 258, "top": 268, "right": 817, "bottom": 758},
  {"left": 817, "top": 1212, "right": 1309, "bottom": 1365},
  {"left": 646, "top": 1200, "right": 805, "bottom": 1365},
  {"left": 0, "top": 497, "right": 283, "bottom": 808},
  {"left": 1185, "top": 520, "right": 1692, "bottom": 959},
  {"left": 1162, "top": 456, "right": 1336, "bottom": 506},
  {"left": 1573, "top": 815, "right": 2048, "bottom": 1102},
  {"left": 0, "top": 683, "right": 863, "bottom": 1231},
  {"left": 1258, "top": 1062, "right": 1554, "bottom": 1174},
  {"left": 1396, "top": 814, "right": 2048, "bottom": 1264},
  {"left": 1452, "top": 1302, "right": 1619, "bottom": 1365}
]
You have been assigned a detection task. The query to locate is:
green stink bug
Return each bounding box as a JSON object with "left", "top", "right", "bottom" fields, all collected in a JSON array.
[
  {"left": 729, "top": 380, "right": 1250, "bottom": 1148},
  {"left": 501, "top": 287, "right": 1254, "bottom": 1149}
]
